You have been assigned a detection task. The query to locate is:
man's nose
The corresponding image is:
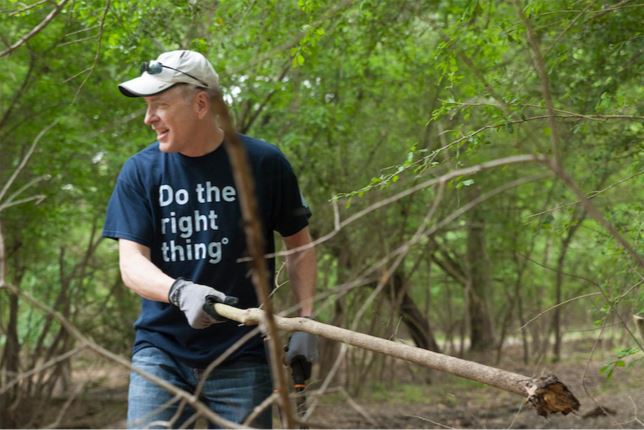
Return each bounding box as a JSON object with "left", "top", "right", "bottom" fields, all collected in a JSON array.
[{"left": 144, "top": 107, "right": 158, "bottom": 126}]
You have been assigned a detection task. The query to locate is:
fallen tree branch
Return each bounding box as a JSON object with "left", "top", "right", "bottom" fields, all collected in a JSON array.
[
  {"left": 211, "top": 303, "right": 581, "bottom": 418},
  {"left": 0, "top": 0, "right": 71, "bottom": 58}
]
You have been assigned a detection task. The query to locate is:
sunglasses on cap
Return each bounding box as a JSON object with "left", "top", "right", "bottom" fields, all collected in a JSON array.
[{"left": 140, "top": 61, "right": 209, "bottom": 88}]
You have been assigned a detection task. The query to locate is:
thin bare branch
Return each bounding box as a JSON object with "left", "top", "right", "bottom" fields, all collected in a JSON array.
[
  {"left": 408, "top": 415, "right": 454, "bottom": 429},
  {"left": 0, "top": 284, "right": 246, "bottom": 429},
  {"left": 6, "top": 0, "right": 50, "bottom": 16},
  {"left": 211, "top": 91, "right": 295, "bottom": 426},
  {"left": 544, "top": 2, "right": 594, "bottom": 57},
  {"left": 0, "top": 221, "right": 5, "bottom": 288},
  {"left": 519, "top": 292, "right": 602, "bottom": 330},
  {"left": 229, "top": 0, "right": 355, "bottom": 75},
  {"left": 514, "top": 1, "right": 643, "bottom": 267},
  {"left": 526, "top": 169, "right": 644, "bottom": 219},
  {"left": 0, "top": 53, "right": 36, "bottom": 131},
  {"left": 242, "top": 392, "right": 278, "bottom": 427},
  {"left": 0, "top": 345, "right": 86, "bottom": 396},
  {"left": 515, "top": 0, "right": 562, "bottom": 164},
  {"left": 337, "top": 387, "right": 380, "bottom": 427},
  {"left": 0, "top": 194, "right": 47, "bottom": 212},
  {"left": 240, "top": 154, "right": 546, "bottom": 263},
  {"left": 72, "top": 0, "right": 111, "bottom": 102},
  {"left": 45, "top": 379, "right": 87, "bottom": 429},
  {"left": 546, "top": 160, "right": 644, "bottom": 267},
  {"left": 0, "top": 0, "right": 71, "bottom": 58},
  {"left": 0, "top": 120, "right": 58, "bottom": 205}
]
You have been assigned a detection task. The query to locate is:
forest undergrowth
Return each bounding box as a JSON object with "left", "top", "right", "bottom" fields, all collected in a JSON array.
[{"left": 33, "top": 337, "right": 643, "bottom": 429}]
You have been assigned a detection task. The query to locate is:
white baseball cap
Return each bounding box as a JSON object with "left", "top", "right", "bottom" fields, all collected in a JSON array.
[{"left": 118, "top": 50, "right": 219, "bottom": 97}]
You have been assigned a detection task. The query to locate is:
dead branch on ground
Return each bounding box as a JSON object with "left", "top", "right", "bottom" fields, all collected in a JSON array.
[{"left": 211, "top": 303, "right": 581, "bottom": 418}]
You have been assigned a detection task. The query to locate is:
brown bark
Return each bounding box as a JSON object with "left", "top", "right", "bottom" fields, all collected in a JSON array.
[
  {"left": 465, "top": 191, "right": 495, "bottom": 351},
  {"left": 391, "top": 272, "right": 441, "bottom": 352},
  {"left": 212, "top": 303, "right": 580, "bottom": 417},
  {"left": 552, "top": 210, "right": 586, "bottom": 362},
  {"left": 210, "top": 92, "right": 295, "bottom": 427},
  {"left": 0, "top": 293, "right": 20, "bottom": 428},
  {"left": 0, "top": 221, "right": 20, "bottom": 428}
]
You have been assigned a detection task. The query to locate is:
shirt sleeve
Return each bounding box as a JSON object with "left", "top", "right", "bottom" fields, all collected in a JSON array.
[
  {"left": 271, "top": 152, "right": 311, "bottom": 237},
  {"left": 102, "top": 158, "right": 155, "bottom": 247}
]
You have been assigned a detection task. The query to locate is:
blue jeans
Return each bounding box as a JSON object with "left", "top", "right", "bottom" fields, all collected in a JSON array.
[{"left": 127, "top": 346, "right": 273, "bottom": 429}]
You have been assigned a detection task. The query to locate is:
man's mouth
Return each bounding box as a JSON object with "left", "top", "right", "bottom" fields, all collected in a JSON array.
[{"left": 157, "top": 129, "right": 169, "bottom": 140}]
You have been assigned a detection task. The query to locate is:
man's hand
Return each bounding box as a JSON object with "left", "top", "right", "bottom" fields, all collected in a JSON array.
[
  {"left": 168, "top": 278, "right": 238, "bottom": 329},
  {"left": 285, "top": 331, "right": 319, "bottom": 381}
]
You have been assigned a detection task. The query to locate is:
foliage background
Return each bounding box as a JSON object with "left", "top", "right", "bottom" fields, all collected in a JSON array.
[{"left": 0, "top": 0, "right": 642, "bottom": 427}]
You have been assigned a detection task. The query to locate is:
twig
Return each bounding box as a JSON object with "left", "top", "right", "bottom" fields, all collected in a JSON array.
[
  {"left": 545, "top": 161, "right": 644, "bottom": 267},
  {"left": 307, "top": 181, "right": 446, "bottom": 418},
  {"left": 6, "top": 0, "right": 50, "bottom": 16},
  {"left": 0, "top": 194, "right": 47, "bottom": 212},
  {"left": 337, "top": 387, "right": 380, "bottom": 427},
  {"left": 451, "top": 100, "right": 644, "bottom": 122},
  {"left": 281, "top": 174, "right": 546, "bottom": 325},
  {"left": 409, "top": 414, "right": 454, "bottom": 429},
  {"left": 242, "top": 392, "right": 278, "bottom": 426},
  {"left": 515, "top": 1, "right": 643, "bottom": 267},
  {"left": 519, "top": 292, "right": 602, "bottom": 330},
  {"left": 0, "top": 345, "right": 86, "bottom": 396},
  {"left": 0, "top": 221, "right": 5, "bottom": 287},
  {"left": 211, "top": 91, "right": 295, "bottom": 426},
  {"left": 515, "top": 0, "right": 562, "bottom": 166},
  {"left": 72, "top": 0, "right": 111, "bottom": 102},
  {"left": 581, "top": 315, "right": 623, "bottom": 428},
  {"left": 63, "top": 25, "right": 100, "bottom": 38},
  {"left": 228, "top": 0, "right": 355, "bottom": 75},
  {"left": 0, "top": 283, "right": 246, "bottom": 429},
  {"left": 45, "top": 379, "right": 87, "bottom": 429},
  {"left": 544, "top": 2, "right": 594, "bottom": 57},
  {"left": 56, "top": 35, "right": 98, "bottom": 48},
  {"left": 0, "top": 120, "right": 58, "bottom": 206},
  {"left": 0, "top": 53, "right": 36, "bottom": 131},
  {"left": 173, "top": 327, "right": 261, "bottom": 427},
  {"left": 239, "top": 154, "right": 547, "bottom": 262},
  {"left": 0, "top": 0, "right": 71, "bottom": 58},
  {"left": 526, "top": 169, "right": 644, "bottom": 219}
]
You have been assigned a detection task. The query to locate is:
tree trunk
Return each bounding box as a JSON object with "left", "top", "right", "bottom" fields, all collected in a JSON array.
[
  {"left": 552, "top": 210, "right": 586, "bottom": 362},
  {"left": 0, "top": 292, "right": 20, "bottom": 428},
  {"left": 391, "top": 273, "right": 441, "bottom": 352},
  {"left": 465, "top": 193, "right": 495, "bottom": 351},
  {"left": 0, "top": 221, "right": 20, "bottom": 428}
]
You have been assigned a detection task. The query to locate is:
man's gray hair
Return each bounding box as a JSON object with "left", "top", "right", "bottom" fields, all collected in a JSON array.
[{"left": 176, "top": 82, "right": 217, "bottom": 95}]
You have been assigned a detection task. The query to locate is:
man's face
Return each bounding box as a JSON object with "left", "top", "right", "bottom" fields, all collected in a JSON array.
[{"left": 143, "top": 85, "right": 198, "bottom": 153}]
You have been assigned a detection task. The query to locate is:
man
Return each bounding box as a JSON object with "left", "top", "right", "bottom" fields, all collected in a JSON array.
[{"left": 103, "top": 50, "right": 317, "bottom": 428}]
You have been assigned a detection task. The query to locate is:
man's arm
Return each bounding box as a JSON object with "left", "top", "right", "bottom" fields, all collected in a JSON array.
[
  {"left": 119, "top": 239, "right": 174, "bottom": 302},
  {"left": 282, "top": 227, "right": 316, "bottom": 317}
]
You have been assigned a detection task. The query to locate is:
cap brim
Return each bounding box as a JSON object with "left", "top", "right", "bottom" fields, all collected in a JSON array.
[{"left": 118, "top": 74, "right": 175, "bottom": 97}]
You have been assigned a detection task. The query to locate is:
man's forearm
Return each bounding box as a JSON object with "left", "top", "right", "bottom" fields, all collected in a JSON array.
[
  {"left": 119, "top": 239, "right": 174, "bottom": 302},
  {"left": 283, "top": 227, "right": 317, "bottom": 317},
  {"left": 285, "top": 244, "right": 316, "bottom": 317}
]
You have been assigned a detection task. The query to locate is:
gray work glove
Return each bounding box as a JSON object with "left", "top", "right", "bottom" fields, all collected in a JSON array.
[
  {"left": 285, "top": 330, "right": 319, "bottom": 381},
  {"left": 168, "top": 278, "right": 238, "bottom": 329}
]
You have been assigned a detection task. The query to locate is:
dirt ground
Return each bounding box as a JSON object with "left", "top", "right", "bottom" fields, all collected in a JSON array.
[
  {"left": 307, "top": 339, "right": 643, "bottom": 429},
  {"left": 43, "top": 338, "right": 643, "bottom": 429}
]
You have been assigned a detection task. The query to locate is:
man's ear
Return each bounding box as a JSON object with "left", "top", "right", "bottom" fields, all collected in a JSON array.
[{"left": 194, "top": 91, "right": 211, "bottom": 119}]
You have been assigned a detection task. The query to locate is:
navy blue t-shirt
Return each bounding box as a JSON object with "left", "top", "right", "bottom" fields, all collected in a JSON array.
[{"left": 103, "top": 135, "right": 310, "bottom": 367}]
